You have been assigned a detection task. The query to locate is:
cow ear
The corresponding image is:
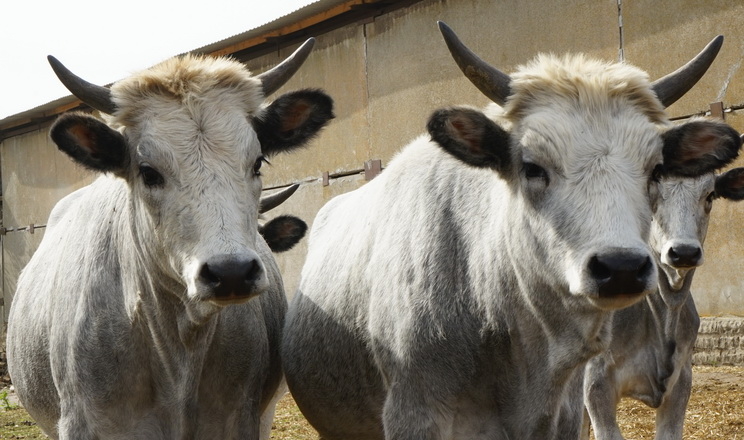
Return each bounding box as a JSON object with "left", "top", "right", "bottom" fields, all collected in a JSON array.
[
  {"left": 715, "top": 167, "right": 744, "bottom": 201},
  {"left": 427, "top": 106, "right": 511, "bottom": 172},
  {"left": 50, "top": 112, "right": 129, "bottom": 173},
  {"left": 259, "top": 215, "right": 308, "bottom": 253},
  {"left": 661, "top": 119, "right": 741, "bottom": 177},
  {"left": 255, "top": 89, "right": 334, "bottom": 157}
]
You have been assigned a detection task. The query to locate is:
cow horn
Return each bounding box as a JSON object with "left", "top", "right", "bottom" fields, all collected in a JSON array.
[
  {"left": 438, "top": 21, "right": 512, "bottom": 106},
  {"left": 47, "top": 56, "right": 117, "bottom": 115},
  {"left": 259, "top": 183, "right": 300, "bottom": 213},
  {"left": 257, "top": 38, "right": 316, "bottom": 97},
  {"left": 651, "top": 35, "right": 723, "bottom": 108}
]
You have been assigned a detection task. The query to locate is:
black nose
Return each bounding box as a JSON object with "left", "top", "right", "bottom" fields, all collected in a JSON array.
[
  {"left": 199, "top": 254, "right": 263, "bottom": 299},
  {"left": 588, "top": 252, "right": 654, "bottom": 297},
  {"left": 667, "top": 244, "right": 702, "bottom": 268}
]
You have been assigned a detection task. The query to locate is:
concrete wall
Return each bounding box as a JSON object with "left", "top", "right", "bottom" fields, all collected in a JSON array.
[
  {"left": 4, "top": 0, "right": 744, "bottom": 320},
  {"left": 0, "top": 127, "right": 95, "bottom": 320}
]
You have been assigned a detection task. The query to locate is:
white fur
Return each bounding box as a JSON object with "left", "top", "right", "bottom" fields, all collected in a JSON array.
[
  {"left": 7, "top": 56, "right": 286, "bottom": 439},
  {"left": 282, "top": 54, "right": 680, "bottom": 440},
  {"left": 583, "top": 174, "right": 720, "bottom": 440}
]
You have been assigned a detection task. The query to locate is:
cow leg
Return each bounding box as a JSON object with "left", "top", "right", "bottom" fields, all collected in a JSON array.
[
  {"left": 653, "top": 361, "right": 692, "bottom": 440},
  {"left": 382, "top": 381, "right": 455, "bottom": 440},
  {"left": 584, "top": 359, "right": 625, "bottom": 440},
  {"left": 57, "top": 406, "right": 95, "bottom": 440},
  {"left": 556, "top": 370, "right": 586, "bottom": 439},
  {"left": 259, "top": 379, "right": 288, "bottom": 440}
]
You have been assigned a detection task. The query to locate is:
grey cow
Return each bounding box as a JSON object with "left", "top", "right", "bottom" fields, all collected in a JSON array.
[
  {"left": 281, "top": 23, "right": 741, "bottom": 440},
  {"left": 6, "top": 40, "right": 333, "bottom": 440},
  {"left": 583, "top": 166, "right": 744, "bottom": 440}
]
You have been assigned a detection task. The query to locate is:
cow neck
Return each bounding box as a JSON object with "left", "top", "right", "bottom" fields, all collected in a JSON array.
[{"left": 118, "top": 187, "right": 222, "bottom": 350}]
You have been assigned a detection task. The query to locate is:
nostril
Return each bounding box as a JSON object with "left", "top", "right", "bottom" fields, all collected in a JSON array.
[
  {"left": 199, "top": 263, "right": 220, "bottom": 286},
  {"left": 589, "top": 252, "right": 654, "bottom": 297},
  {"left": 588, "top": 256, "right": 612, "bottom": 282},
  {"left": 245, "top": 259, "right": 262, "bottom": 283},
  {"left": 668, "top": 245, "right": 702, "bottom": 267},
  {"left": 638, "top": 256, "right": 653, "bottom": 281},
  {"left": 198, "top": 253, "right": 264, "bottom": 299}
]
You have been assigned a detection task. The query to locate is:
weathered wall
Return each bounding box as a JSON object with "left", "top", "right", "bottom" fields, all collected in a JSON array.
[
  {"left": 3, "top": 0, "right": 744, "bottom": 320},
  {"left": 0, "top": 127, "right": 95, "bottom": 320}
]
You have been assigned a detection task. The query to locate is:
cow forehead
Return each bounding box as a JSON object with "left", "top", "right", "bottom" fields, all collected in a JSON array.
[
  {"left": 658, "top": 174, "right": 715, "bottom": 202},
  {"left": 517, "top": 106, "right": 663, "bottom": 175},
  {"left": 505, "top": 53, "right": 667, "bottom": 125},
  {"left": 110, "top": 54, "right": 264, "bottom": 128}
]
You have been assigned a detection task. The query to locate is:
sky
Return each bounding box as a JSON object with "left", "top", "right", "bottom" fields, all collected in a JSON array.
[{"left": 0, "top": 0, "right": 313, "bottom": 120}]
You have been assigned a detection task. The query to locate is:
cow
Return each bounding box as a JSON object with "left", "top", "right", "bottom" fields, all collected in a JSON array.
[
  {"left": 5, "top": 39, "right": 333, "bottom": 440},
  {"left": 583, "top": 165, "right": 744, "bottom": 440},
  {"left": 280, "top": 22, "right": 741, "bottom": 440}
]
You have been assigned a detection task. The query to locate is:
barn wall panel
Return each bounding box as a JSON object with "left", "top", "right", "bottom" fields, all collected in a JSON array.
[
  {"left": 244, "top": 25, "right": 371, "bottom": 188},
  {"left": 622, "top": 0, "right": 744, "bottom": 120},
  {"left": 4, "top": 0, "right": 744, "bottom": 322},
  {"left": 1, "top": 127, "right": 94, "bottom": 320}
]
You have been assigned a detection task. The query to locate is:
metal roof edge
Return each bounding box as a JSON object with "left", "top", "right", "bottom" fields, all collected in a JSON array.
[{"left": 0, "top": 0, "right": 415, "bottom": 140}]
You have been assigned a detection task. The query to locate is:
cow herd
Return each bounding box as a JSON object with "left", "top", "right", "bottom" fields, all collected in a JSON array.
[{"left": 5, "top": 21, "right": 744, "bottom": 440}]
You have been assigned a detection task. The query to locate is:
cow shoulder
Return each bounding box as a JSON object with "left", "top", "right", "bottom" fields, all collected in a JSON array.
[
  {"left": 426, "top": 106, "right": 512, "bottom": 173},
  {"left": 50, "top": 112, "right": 129, "bottom": 174},
  {"left": 661, "top": 119, "right": 741, "bottom": 177},
  {"left": 255, "top": 89, "right": 334, "bottom": 156}
]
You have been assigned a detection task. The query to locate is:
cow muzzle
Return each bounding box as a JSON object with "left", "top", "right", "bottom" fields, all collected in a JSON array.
[
  {"left": 198, "top": 252, "right": 268, "bottom": 304},
  {"left": 586, "top": 249, "right": 655, "bottom": 304},
  {"left": 662, "top": 241, "right": 703, "bottom": 269}
]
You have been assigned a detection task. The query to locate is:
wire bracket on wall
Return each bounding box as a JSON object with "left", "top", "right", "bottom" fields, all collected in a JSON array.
[
  {"left": 0, "top": 224, "right": 46, "bottom": 235},
  {"left": 710, "top": 102, "right": 725, "bottom": 120}
]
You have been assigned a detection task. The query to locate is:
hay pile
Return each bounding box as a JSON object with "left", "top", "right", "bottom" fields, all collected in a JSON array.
[{"left": 599, "top": 365, "right": 744, "bottom": 439}]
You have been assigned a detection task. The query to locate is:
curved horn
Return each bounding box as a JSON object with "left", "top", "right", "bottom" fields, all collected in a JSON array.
[
  {"left": 438, "top": 21, "right": 512, "bottom": 106},
  {"left": 257, "top": 38, "right": 316, "bottom": 97},
  {"left": 47, "top": 56, "right": 117, "bottom": 115},
  {"left": 651, "top": 35, "right": 723, "bottom": 108},
  {"left": 259, "top": 183, "right": 300, "bottom": 213}
]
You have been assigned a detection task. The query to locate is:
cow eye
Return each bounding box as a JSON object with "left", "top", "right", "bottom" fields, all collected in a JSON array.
[
  {"left": 254, "top": 156, "right": 268, "bottom": 177},
  {"left": 139, "top": 165, "right": 164, "bottom": 187},
  {"left": 524, "top": 162, "right": 548, "bottom": 182}
]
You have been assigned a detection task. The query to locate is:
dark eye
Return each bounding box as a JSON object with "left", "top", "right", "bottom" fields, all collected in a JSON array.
[
  {"left": 254, "top": 156, "right": 268, "bottom": 176},
  {"left": 524, "top": 162, "right": 548, "bottom": 182},
  {"left": 139, "top": 165, "right": 164, "bottom": 187}
]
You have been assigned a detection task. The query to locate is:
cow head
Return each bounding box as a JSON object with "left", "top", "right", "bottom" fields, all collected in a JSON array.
[
  {"left": 435, "top": 23, "right": 740, "bottom": 310},
  {"left": 650, "top": 166, "right": 744, "bottom": 292},
  {"left": 48, "top": 39, "right": 333, "bottom": 309}
]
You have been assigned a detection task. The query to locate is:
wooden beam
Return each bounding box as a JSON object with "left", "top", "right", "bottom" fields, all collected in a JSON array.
[{"left": 208, "top": 0, "right": 375, "bottom": 58}]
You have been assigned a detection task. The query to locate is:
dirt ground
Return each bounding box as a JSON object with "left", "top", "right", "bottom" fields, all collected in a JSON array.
[{"left": 607, "top": 365, "right": 744, "bottom": 439}]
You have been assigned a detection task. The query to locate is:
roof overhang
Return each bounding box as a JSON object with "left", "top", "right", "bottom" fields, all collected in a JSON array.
[{"left": 0, "top": 0, "right": 421, "bottom": 141}]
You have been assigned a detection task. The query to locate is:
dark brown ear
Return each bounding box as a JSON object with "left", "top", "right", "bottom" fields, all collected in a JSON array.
[
  {"left": 715, "top": 168, "right": 744, "bottom": 201},
  {"left": 661, "top": 119, "right": 740, "bottom": 177},
  {"left": 427, "top": 107, "right": 512, "bottom": 173},
  {"left": 50, "top": 112, "right": 129, "bottom": 173},
  {"left": 254, "top": 89, "right": 334, "bottom": 157},
  {"left": 259, "top": 215, "right": 308, "bottom": 253}
]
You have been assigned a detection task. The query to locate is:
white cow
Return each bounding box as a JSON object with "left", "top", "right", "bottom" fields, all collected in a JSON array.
[
  {"left": 6, "top": 40, "right": 333, "bottom": 440},
  {"left": 280, "top": 23, "right": 741, "bottom": 440},
  {"left": 583, "top": 166, "right": 744, "bottom": 440}
]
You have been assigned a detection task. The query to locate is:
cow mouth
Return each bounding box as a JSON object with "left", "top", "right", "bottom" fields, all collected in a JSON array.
[{"left": 208, "top": 292, "right": 258, "bottom": 306}]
